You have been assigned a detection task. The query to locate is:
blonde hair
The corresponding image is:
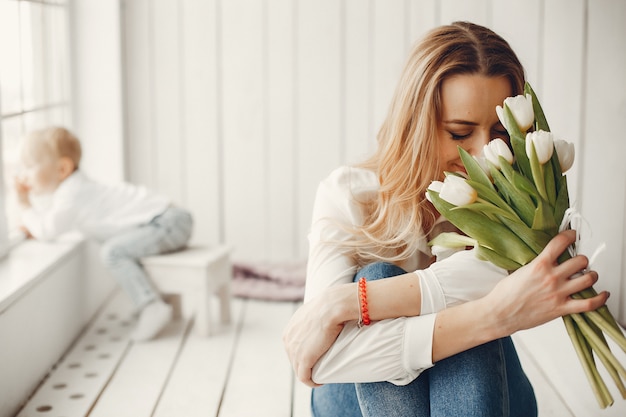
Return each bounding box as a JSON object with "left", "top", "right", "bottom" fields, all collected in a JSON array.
[
  {"left": 22, "top": 126, "right": 82, "bottom": 170},
  {"left": 345, "top": 22, "right": 525, "bottom": 266}
]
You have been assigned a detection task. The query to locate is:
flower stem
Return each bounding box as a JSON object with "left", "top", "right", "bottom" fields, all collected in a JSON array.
[
  {"left": 583, "top": 309, "right": 626, "bottom": 353},
  {"left": 571, "top": 313, "right": 626, "bottom": 379},
  {"left": 564, "top": 315, "right": 612, "bottom": 408},
  {"left": 583, "top": 313, "right": 626, "bottom": 399}
]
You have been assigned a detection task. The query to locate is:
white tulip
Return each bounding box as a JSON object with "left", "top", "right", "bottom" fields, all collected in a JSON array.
[
  {"left": 426, "top": 181, "right": 444, "bottom": 203},
  {"left": 554, "top": 139, "right": 575, "bottom": 172},
  {"left": 483, "top": 138, "right": 514, "bottom": 169},
  {"left": 439, "top": 175, "right": 477, "bottom": 206},
  {"left": 525, "top": 130, "right": 554, "bottom": 164},
  {"left": 496, "top": 94, "right": 534, "bottom": 132}
]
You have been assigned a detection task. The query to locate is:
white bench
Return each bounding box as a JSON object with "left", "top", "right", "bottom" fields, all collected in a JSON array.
[{"left": 140, "top": 245, "right": 232, "bottom": 336}]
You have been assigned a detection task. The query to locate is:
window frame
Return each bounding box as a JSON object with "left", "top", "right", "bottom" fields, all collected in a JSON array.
[{"left": 0, "top": 0, "right": 72, "bottom": 257}]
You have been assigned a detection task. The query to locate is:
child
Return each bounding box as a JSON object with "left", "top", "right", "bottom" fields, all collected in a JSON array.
[{"left": 15, "top": 126, "right": 193, "bottom": 342}]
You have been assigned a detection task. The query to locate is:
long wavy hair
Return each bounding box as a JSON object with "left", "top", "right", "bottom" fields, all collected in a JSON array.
[{"left": 346, "top": 21, "right": 525, "bottom": 266}]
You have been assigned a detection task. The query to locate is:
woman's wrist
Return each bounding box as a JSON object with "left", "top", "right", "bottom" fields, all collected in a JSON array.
[{"left": 324, "top": 283, "right": 360, "bottom": 326}]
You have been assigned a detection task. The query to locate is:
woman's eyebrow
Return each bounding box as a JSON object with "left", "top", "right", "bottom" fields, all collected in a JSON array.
[{"left": 442, "top": 119, "right": 478, "bottom": 126}]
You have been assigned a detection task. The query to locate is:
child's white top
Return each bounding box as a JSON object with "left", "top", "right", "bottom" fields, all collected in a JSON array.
[
  {"left": 21, "top": 170, "right": 171, "bottom": 242},
  {"left": 307, "top": 166, "right": 506, "bottom": 386}
]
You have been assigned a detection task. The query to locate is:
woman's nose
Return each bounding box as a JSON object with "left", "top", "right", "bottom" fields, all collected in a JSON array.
[{"left": 468, "top": 131, "right": 490, "bottom": 156}]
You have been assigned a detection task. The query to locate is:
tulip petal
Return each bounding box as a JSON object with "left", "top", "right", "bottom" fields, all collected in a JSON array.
[{"left": 525, "top": 82, "right": 551, "bottom": 132}]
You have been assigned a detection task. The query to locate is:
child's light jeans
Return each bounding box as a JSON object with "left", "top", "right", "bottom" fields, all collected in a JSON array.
[{"left": 100, "top": 206, "right": 193, "bottom": 309}]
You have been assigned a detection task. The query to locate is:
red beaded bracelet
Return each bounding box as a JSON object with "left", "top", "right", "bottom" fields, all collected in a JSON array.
[{"left": 357, "top": 277, "right": 371, "bottom": 327}]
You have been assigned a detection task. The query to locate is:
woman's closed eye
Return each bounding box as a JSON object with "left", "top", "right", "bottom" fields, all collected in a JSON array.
[{"left": 449, "top": 131, "right": 472, "bottom": 140}]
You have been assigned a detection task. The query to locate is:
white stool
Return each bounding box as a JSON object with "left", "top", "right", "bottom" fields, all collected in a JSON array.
[{"left": 140, "top": 245, "right": 232, "bottom": 336}]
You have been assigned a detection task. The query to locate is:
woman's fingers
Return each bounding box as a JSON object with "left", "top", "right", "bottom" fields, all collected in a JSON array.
[{"left": 539, "top": 229, "right": 576, "bottom": 263}]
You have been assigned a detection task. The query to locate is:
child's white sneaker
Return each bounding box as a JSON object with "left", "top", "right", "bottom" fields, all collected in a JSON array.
[{"left": 132, "top": 300, "right": 173, "bottom": 342}]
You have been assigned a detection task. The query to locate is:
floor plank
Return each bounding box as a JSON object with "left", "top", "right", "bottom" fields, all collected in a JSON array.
[
  {"left": 88, "top": 317, "right": 189, "bottom": 417},
  {"left": 218, "top": 300, "right": 295, "bottom": 417},
  {"left": 153, "top": 298, "right": 244, "bottom": 417}
]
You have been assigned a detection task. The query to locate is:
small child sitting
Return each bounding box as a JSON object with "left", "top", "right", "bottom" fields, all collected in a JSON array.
[{"left": 15, "top": 126, "right": 193, "bottom": 342}]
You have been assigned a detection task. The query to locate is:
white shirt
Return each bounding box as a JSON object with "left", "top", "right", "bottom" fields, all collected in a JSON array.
[
  {"left": 22, "top": 170, "right": 171, "bottom": 242},
  {"left": 306, "top": 166, "right": 507, "bottom": 386}
]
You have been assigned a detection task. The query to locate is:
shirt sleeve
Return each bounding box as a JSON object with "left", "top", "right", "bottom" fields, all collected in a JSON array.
[
  {"left": 21, "top": 181, "right": 80, "bottom": 241},
  {"left": 305, "top": 167, "right": 437, "bottom": 386},
  {"left": 312, "top": 315, "right": 437, "bottom": 386}
]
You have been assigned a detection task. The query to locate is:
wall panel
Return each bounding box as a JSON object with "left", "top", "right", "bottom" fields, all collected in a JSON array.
[
  {"left": 153, "top": 0, "right": 184, "bottom": 203},
  {"left": 580, "top": 0, "right": 626, "bottom": 322},
  {"left": 344, "top": 0, "right": 372, "bottom": 165},
  {"left": 122, "top": 0, "right": 154, "bottom": 189},
  {"left": 221, "top": 0, "right": 267, "bottom": 260},
  {"left": 439, "top": 0, "right": 490, "bottom": 26},
  {"left": 491, "top": 0, "right": 542, "bottom": 87},
  {"left": 181, "top": 0, "right": 222, "bottom": 245},
  {"left": 267, "top": 0, "right": 297, "bottom": 259},
  {"left": 296, "top": 0, "right": 342, "bottom": 258},
  {"left": 541, "top": 0, "right": 585, "bottom": 204}
]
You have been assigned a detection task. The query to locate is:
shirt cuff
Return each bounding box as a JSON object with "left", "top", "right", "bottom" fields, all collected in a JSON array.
[
  {"left": 415, "top": 269, "right": 447, "bottom": 315},
  {"left": 402, "top": 313, "right": 437, "bottom": 380}
]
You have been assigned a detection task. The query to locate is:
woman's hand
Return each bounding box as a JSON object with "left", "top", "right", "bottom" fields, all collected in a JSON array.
[
  {"left": 485, "top": 229, "right": 609, "bottom": 336},
  {"left": 283, "top": 283, "right": 356, "bottom": 387}
]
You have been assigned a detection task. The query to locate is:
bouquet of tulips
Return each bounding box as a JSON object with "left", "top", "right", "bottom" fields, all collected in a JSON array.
[{"left": 427, "top": 82, "right": 626, "bottom": 408}]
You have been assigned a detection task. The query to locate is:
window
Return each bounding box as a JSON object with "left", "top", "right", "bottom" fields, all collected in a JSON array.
[{"left": 0, "top": 0, "right": 71, "bottom": 256}]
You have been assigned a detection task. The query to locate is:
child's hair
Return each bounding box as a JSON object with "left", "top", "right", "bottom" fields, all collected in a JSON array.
[{"left": 22, "top": 126, "right": 82, "bottom": 170}]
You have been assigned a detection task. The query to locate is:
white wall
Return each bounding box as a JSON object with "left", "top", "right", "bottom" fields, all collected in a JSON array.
[
  {"left": 72, "top": 0, "right": 125, "bottom": 183},
  {"left": 119, "top": 0, "right": 626, "bottom": 322}
]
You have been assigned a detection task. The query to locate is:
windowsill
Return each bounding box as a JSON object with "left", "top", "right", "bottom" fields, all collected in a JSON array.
[{"left": 0, "top": 233, "right": 85, "bottom": 314}]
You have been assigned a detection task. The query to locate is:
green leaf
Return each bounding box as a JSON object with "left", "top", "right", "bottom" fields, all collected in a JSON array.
[
  {"left": 461, "top": 201, "right": 518, "bottom": 222},
  {"left": 544, "top": 156, "right": 557, "bottom": 207},
  {"left": 554, "top": 175, "right": 570, "bottom": 227},
  {"left": 511, "top": 136, "right": 532, "bottom": 180},
  {"left": 428, "top": 191, "right": 537, "bottom": 265},
  {"left": 428, "top": 232, "right": 477, "bottom": 249},
  {"left": 458, "top": 146, "right": 494, "bottom": 190},
  {"left": 532, "top": 197, "right": 558, "bottom": 235},
  {"left": 528, "top": 141, "right": 548, "bottom": 201},
  {"left": 511, "top": 171, "right": 539, "bottom": 202},
  {"left": 525, "top": 82, "right": 551, "bottom": 132},
  {"left": 465, "top": 179, "right": 517, "bottom": 215},
  {"left": 498, "top": 154, "right": 538, "bottom": 201},
  {"left": 498, "top": 215, "right": 553, "bottom": 256},
  {"left": 475, "top": 245, "right": 523, "bottom": 271},
  {"left": 549, "top": 144, "right": 564, "bottom": 194},
  {"left": 490, "top": 164, "right": 536, "bottom": 227}
]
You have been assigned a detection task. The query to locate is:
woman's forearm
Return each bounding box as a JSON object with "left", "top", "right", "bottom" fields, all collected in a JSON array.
[
  {"left": 366, "top": 273, "right": 423, "bottom": 320},
  {"left": 431, "top": 297, "right": 505, "bottom": 362}
]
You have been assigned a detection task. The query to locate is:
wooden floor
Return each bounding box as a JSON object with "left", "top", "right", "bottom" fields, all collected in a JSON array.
[{"left": 15, "top": 291, "right": 626, "bottom": 417}]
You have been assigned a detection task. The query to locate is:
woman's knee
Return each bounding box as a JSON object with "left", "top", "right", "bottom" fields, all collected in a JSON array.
[{"left": 355, "top": 262, "right": 407, "bottom": 282}]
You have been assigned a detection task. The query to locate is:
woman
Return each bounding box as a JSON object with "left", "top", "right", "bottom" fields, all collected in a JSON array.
[{"left": 282, "top": 22, "right": 607, "bottom": 416}]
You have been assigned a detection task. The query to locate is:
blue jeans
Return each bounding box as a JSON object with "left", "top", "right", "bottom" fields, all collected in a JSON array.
[
  {"left": 311, "top": 262, "right": 537, "bottom": 417},
  {"left": 100, "top": 206, "right": 193, "bottom": 309}
]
